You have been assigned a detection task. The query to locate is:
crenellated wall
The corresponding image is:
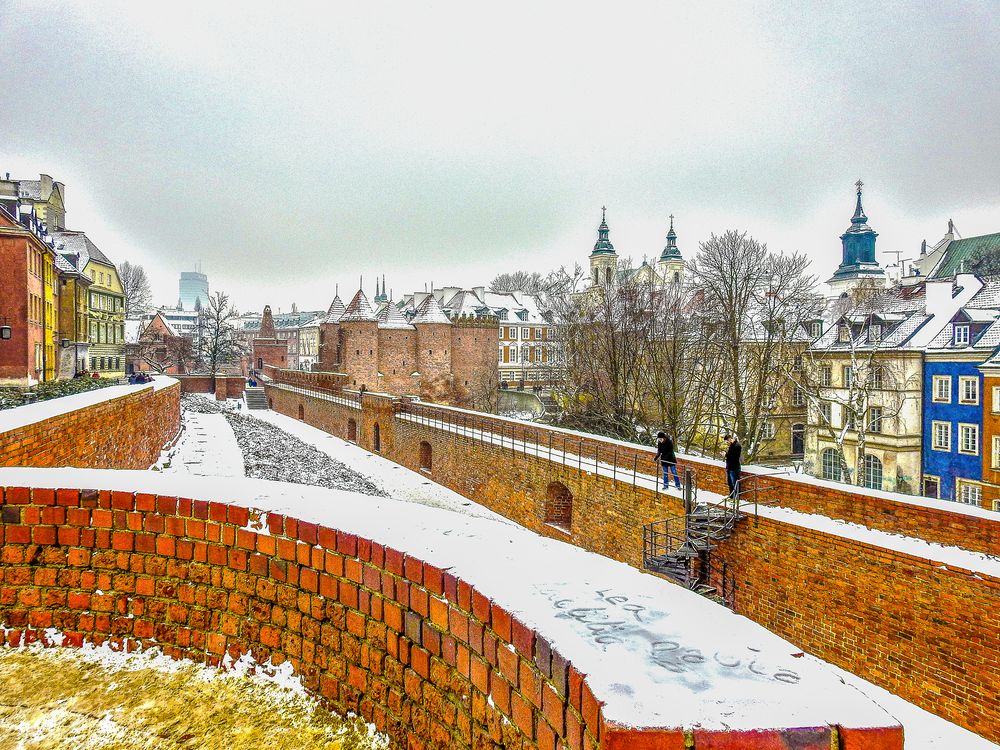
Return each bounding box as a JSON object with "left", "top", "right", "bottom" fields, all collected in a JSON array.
[
  {"left": 0, "top": 378, "right": 180, "bottom": 469},
  {"left": 263, "top": 382, "right": 1000, "bottom": 743}
]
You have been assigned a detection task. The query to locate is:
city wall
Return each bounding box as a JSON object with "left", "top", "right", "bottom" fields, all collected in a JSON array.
[
  {"left": 265, "top": 378, "right": 1000, "bottom": 742},
  {"left": 0, "top": 474, "right": 900, "bottom": 750},
  {"left": 0, "top": 378, "right": 180, "bottom": 469}
]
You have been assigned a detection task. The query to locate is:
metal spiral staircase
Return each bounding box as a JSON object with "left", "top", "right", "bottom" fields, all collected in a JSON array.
[{"left": 642, "top": 469, "right": 745, "bottom": 607}]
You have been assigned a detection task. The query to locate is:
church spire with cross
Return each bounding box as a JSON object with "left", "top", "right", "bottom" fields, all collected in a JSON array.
[
  {"left": 826, "top": 179, "right": 884, "bottom": 294},
  {"left": 591, "top": 206, "right": 616, "bottom": 256},
  {"left": 659, "top": 214, "right": 682, "bottom": 261}
]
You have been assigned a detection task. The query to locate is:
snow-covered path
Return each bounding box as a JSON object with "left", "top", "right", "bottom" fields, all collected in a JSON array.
[
  {"left": 245, "top": 407, "right": 510, "bottom": 524},
  {"left": 158, "top": 412, "right": 245, "bottom": 478}
]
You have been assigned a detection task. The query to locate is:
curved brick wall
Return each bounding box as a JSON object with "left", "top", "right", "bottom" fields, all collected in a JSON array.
[
  {"left": 262, "top": 384, "right": 998, "bottom": 744},
  {"left": 0, "top": 473, "right": 900, "bottom": 750},
  {"left": 0, "top": 378, "right": 180, "bottom": 469}
]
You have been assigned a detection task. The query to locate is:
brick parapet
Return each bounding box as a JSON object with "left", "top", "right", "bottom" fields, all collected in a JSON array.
[
  {"left": 261, "top": 384, "right": 997, "bottom": 743},
  {"left": 0, "top": 481, "right": 899, "bottom": 750},
  {"left": 0, "top": 380, "right": 180, "bottom": 469}
]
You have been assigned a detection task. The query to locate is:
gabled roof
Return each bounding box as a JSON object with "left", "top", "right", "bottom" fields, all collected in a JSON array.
[
  {"left": 411, "top": 294, "right": 451, "bottom": 324},
  {"left": 340, "top": 290, "right": 378, "bottom": 322},
  {"left": 50, "top": 229, "right": 115, "bottom": 268},
  {"left": 930, "top": 232, "right": 1000, "bottom": 279}
]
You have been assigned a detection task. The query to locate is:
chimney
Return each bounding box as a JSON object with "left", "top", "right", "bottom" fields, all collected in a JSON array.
[{"left": 924, "top": 279, "right": 953, "bottom": 315}]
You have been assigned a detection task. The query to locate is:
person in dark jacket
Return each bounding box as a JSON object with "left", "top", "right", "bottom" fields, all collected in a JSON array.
[
  {"left": 654, "top": 431, "right": 681, "bottom": 490},
  {"left": 723, "top": 433, "right": 742, "bottom": 498}
]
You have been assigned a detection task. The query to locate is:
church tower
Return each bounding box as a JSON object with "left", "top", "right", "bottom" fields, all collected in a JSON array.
[
  {"left": 589, "top": 207, "right": 618, "bottom": 287},
  {"left": 827, "top": 180, "right": 885, "bottom": 296},
  {"left": 656, "top": 214, "right": 685, "bottom": 284}
]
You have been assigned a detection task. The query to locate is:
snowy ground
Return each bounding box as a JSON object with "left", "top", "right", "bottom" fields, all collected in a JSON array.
[{"left": 0, "top": 636, "right": 384, "bottom": 749}]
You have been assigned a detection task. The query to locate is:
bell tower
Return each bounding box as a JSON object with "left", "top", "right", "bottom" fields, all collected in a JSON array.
[{"left": 589, "top": 206, "right": 618, "bottom": 287}]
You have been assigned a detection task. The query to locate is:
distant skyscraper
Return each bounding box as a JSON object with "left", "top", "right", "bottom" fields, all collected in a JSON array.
[{"left": 179, "top": 270, "right": 209, "bottom": 310}]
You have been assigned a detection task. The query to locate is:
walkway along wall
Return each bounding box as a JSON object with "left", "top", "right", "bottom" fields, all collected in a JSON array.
[
  {"left": 0, "top": 378, "right": 180, "bottom": 469},
  {"left": 0, "top": 470, "right": 902, "bottom": 750},
  {"left": 265, "top": 379, "right": 1000, "bottom": 743}
]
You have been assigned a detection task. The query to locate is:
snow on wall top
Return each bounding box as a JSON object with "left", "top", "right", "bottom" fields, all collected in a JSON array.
[
  {"left": 0, "top": 466, "right": 897, "bottom": 733},
  {"left": 0, "top": 377, "right": 177, "bottom": 435}
]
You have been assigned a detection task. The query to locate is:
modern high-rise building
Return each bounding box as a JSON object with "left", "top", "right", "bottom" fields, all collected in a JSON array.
[{"left": 179, "top": 270, "right": 209, "bottom": 310}]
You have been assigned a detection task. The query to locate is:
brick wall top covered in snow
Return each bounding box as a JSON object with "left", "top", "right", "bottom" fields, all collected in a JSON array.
[
  {"left": 0, "top": 377, "right": 180, "bottom": 470},
  {"left": 0, "top": 468, "right": 901, "bottom": 750}
]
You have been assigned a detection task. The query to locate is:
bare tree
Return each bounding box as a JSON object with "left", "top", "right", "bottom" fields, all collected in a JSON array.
[
  {"left": 685, "top": 231, "right": 821, "bottom": 461},
  {"left": 197, "top": 292, "right": 247, "bottom": 375},
  {"left": 790, "top": 281, "right": 917, "bottom": 489},
  {"left": 490, "top": 271, "right": 546, "bottom": 295},
  {"left": 118, "top": 261, "right": 153, "bottom": 316}
]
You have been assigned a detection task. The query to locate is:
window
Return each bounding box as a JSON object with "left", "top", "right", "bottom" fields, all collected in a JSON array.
[
  {"left": 838, "top": 325, "right": 851, "bottom": 343},
  {"left": 959, "top": 376, "right": 979, "bottom": 405},
  {"left": 871, "top": 366, "right": 884, "bottom": 389},
  {"left": 992, "top": 436, "right": 1000, "bottom": 469},
  {"left": 819, "top": 402, "right": 833, "bottom": 425},
  {"left": 958, "top": 423, "right": 979, "bottom": 455},
  {"left": 821, "top": 449, "right": 844, "bottom": 481},
  {"left": 821, "top": 366, "right": 832, "bottom": 387},
  {"left": 373, "top": 423, "right": 381, "bottom": 452},
  {"left": 958, "top": 482, "right": 981, "bottom": 506},
  {"left": 760, "top": 421, "right": 775, "bottom": 440},
  {"left": 809, "top": 321, "right": 823, "bottom": 338},
  {"left": 923, "top": 476, "right": 940, "bottom": 499},
  {"left": 521, "top": 327, "right": 529, "bottom": 338},
  {"left": 868, "top": 407, "right": 883, "bottom": 434},
  {"left": 932, "top": 421, "right": 951, "bottom": 451},
  {"left": 953, "top": 324, "right": 970, "bottom": 346},
  {"left": 868, "top": 323, "right": 882, "bottom": 342},
  {"left": 791, "top": 387, "right": 805, "bottom": 407},
  {"left": 993, "top": 386, "right": 1000, "bottom": 414},
  {"left": 932, "top": 376, "right": 951, "bottom": 403},
  {"left": 792, "top": 355, "right": 803, "bottom": 371},
  {"left": 842, "top": 366, "right": 854, "bottom": 388},
  {"left": 791, "top": 424, "right": 805, "bottom": 456},
  {"left": 534, "top": 328, "right": 542, "bottom": 339},
  {"left": 862, "top": 454, "right": 883, "bottom": 490}
]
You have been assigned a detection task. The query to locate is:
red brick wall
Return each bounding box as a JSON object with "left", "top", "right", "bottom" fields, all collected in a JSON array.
[
  {"left": 175, "top": 375, "right": 245, "bottom": 399},
  {"left": 341, "top": 321, "right": 380, "bottom": 390},
  {"left": 0, "top": 381, "right": 180, "bottom": 469},
  {"left": 262, "top": 386, "right": 996, "bottom": 743},
  {"left": 0, "top": 236, "right": 34, "bottom": 383},
  {"left": 0, "top": 483, "right": 793, "bottom": 750}
]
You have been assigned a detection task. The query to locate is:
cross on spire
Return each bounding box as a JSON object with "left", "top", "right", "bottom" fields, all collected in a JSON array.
[
  {"left": 855, "top": 179, "right": 864, "bottom": 193},
  {"left": 601, "top": 205, "right": 607, "bottom": 222}
]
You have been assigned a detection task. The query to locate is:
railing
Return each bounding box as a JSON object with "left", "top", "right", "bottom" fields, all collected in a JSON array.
[{"left": 267, "top": 382, "right": 362, "bottom": 409}]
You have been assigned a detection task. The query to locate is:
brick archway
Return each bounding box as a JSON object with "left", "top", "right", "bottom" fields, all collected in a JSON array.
[
  {"left": 419, "top": 441, "right": 432, "bottom": 472},
  {"left": 347, "top": 418, "right": 357, "bottom": 442},
  {"left": 544, "top": 481, "right": 572, "bottom": 532}
]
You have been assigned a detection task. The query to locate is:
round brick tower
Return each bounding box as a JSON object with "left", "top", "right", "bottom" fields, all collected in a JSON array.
[
  {"left": 412, "top": 295, "right": 453, "bottom": 402},
  {"left": 339, "top": 290, "right": 380, "bottom": 391}
]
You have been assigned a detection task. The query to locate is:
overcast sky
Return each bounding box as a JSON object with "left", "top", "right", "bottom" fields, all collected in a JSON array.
[{"left": 3, "top": 1, "right": 998, "bottom": 312}]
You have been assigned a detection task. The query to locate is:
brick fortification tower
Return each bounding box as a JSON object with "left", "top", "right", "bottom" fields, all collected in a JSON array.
[
  {"left": 251, "top": 305, "right": 288, "bottom": 371},
  {"left": 316, "top": 288, "right": 498, "bottom": 406}
]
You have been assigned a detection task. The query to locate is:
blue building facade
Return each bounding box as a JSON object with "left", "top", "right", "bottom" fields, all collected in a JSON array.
[{"left": 922, "top": 357, "right": 985, "bottom": 501}]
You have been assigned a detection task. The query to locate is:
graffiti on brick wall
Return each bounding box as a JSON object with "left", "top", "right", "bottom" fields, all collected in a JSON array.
[{"left": 534, "top": 584, "right": 801, "bottom": 687}]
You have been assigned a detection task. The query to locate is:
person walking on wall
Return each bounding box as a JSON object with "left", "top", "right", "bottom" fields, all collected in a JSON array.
[
  {"left": 655, "top": 431, "right": 681, "bottom": 490},
  {"left": 723, "top": 433, "right": 742, "bottom": 498}
]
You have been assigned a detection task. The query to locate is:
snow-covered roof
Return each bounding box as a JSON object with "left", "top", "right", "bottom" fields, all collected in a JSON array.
[
  {"left": 124, "top": 319, "right": 144, "bottom": 344},
  {"left": 377, "top": 301, "right": 414, "bottom": 330},
  {"left": 340, "top": 290, "right": 378, "bottom": 322},
  {"left": 324, "top": 295, "right": 347, "bottom": 324},
  {"left": 50, "top": 229, "right": 114, "bottom": 268},
  {"left": 411, "top": 294, "right": 451, "bottom": 325},
  {"left": 0, "top": 465, "right": 901, "bottom": 734}
]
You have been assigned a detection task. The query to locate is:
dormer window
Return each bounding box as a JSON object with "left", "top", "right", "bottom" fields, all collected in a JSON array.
[
  {"left": 838, "top": 325, "right": 851, "bottom": 343},
  {"left": 953, "top": 324, "right": 970, "bottom": 346},
  {"left": 868, "top": 323, "right": 882, "bottom": 342},
  {"left": 809, "top": 321, "right": 823, "bottom": 338}
]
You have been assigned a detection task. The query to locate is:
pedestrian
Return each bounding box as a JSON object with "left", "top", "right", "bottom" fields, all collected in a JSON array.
[
  {"left": 723, "top": 433, "right": 742, "bottom": 498},
  {"left": 654, "top": 431, "right": 681, "bottom": 490}
]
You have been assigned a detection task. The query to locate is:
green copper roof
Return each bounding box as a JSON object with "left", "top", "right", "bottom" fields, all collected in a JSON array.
[
  {"left": 591, "top": 206, "right": 616, "bottom": 256},
  {"left": 659, "top": 214, "right": 682, "bottom": 261},
  {"left": 931, "top": 232, "right": 1000, "bottom": 279}
]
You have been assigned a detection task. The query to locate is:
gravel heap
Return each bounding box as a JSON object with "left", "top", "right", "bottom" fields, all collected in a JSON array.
[{"left": 180, "top": 395, "right": 385, "bottom": 497}]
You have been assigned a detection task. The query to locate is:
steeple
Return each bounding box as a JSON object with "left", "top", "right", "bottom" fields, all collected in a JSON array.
[
  {"left": 591, "top": 206, "right": 616, "bottom": 256},
  {"left": 340, "top": 290, "right": 377, "bottom": 322},
  {"left": 260, "top": 305, "right": 276, "bottom": 338},
  {"left": 826, "top": 179, "right": 884, "bottom": 293},
  {"left": 325, "top": 294, "right": 346, "bottom": 323},
  {"left": 659, "top": 214, "right": 682, "bottom": 261}
]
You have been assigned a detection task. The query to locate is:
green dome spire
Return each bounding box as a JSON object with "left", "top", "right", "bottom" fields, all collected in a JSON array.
[
  {"left": 591, "top": 206, "right": 616, "bottom": 256},
  {"left": 659, "top": 214, "right": 682, "bottom": 261}
]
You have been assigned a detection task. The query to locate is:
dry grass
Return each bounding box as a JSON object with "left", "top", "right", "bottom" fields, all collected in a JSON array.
[{"left": 0, "top": 647, "right": 382, "bottom": 750}]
